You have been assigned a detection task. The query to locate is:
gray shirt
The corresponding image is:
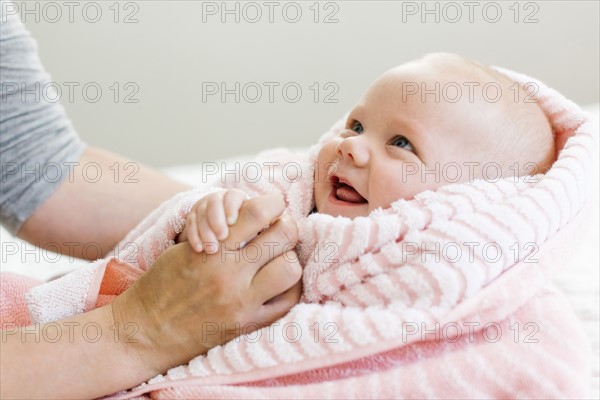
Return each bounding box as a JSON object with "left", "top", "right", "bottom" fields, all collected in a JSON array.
[{"left": 1, "top": 12, "right": 86, "bottom": 235}]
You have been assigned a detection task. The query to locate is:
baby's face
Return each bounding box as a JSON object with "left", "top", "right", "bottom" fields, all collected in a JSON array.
[{"left": 314, "top": 60, "right": 503, "bottom": 218}]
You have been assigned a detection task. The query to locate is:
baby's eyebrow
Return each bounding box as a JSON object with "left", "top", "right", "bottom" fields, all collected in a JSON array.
[
  {"left": 348, "top": 105, "right": 366, "bottom": 120},
  {"left": 390, "top": 113, "right": 420, "bottom": 138}
]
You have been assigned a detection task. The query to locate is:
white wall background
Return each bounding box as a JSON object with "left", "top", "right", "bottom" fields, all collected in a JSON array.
[{"left": 8, "top": 0, "right": 599, "bottom": 167}]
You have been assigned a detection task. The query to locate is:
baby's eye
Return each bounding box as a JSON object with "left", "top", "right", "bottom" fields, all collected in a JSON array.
[
  {"left": 390, "top": 135, "right": 414, "bottom": 151},
  {"left": 351, "top": 121, "right": 364, "bottom": 134}
]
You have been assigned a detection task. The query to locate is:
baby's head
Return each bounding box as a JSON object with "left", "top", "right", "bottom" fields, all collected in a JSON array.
[{"left": 314, "top": 52, "right": 555, "bottom": 218}]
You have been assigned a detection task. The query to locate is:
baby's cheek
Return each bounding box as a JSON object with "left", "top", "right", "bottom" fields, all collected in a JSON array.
[
  {"left": 313, "top": 183, "right": 324, "bottom": 212},
  {"left": 314, "top": 141, "right": 339, "bottom": 182},
  {"left": 374, "top": 169, "right": 433, "bottom": 205},
  {"left": 369, "top": 175, "right": 404, "bottom": 208},
  {"left": 313, "top": 175, "right": 332, "bottom": 212}
]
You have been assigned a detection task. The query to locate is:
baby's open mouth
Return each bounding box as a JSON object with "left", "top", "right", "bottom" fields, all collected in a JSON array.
[{"left": 332, "top": 176, "right": 367, "bottom": 204}]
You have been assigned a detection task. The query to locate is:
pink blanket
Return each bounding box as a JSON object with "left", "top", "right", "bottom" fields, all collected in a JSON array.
[{"left": 1, "top": 67, "right": 595, "bottom": 399}]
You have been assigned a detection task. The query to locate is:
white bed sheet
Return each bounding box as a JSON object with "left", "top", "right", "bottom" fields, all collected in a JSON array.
[{"left": 1, "top": 105, "right": 598, "bottom": 398}]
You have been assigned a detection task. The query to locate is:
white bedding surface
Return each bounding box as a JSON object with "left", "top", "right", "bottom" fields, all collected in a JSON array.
[{"left": 1, "top": 105, "right": 598, "bottom": 398}]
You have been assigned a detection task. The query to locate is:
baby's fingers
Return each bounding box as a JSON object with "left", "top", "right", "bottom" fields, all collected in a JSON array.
[
  {"left": 198, "top": 208, "right": 220, "bottom": 254},
  {"left": 224, "top": 189, "right": 249, "bottom": 226},
  {"left": 206, "top": 193, "right": 229, "bottom": 243},
  {"left": 187, "top": 211, "right": 203, "bottom": 252}
]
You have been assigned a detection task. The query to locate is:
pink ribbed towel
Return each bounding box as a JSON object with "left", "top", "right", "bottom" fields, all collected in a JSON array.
[{"left": 1, "top": 67, "right": 596, "bottom": 399}]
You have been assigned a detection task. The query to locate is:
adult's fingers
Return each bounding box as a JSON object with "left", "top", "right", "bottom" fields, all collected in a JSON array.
[
  {"left": 251, "top": 250, "right": 302, "bottom": 305},
  {"left": 236, "top": 215, "right": 299, "bottom": 280},
  {"left": 259, "top": 280, "right": 303, "bottom": 323},
  {"left": 222, "top": 192, "right": 286, "bottom": 251}
]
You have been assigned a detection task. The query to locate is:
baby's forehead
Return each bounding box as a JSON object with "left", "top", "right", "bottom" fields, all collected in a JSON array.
[
  {"left": 382, "top": 59, "right": 492, "bottom": 89},
  {"left": 366, "top": 63, "right": 516, "bottom": 121}
]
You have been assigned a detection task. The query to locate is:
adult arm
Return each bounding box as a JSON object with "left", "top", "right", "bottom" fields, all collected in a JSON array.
[
  {"left": 1, "top": 193, "right": 302, "bottom": 399},
  {"left": 17, "top": 145, "right": 189, "bottom": 259}
]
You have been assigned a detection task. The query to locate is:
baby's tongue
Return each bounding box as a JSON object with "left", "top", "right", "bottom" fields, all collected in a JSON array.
[{"left": 336, "top": 184, "right": 366, "bottom": 203}]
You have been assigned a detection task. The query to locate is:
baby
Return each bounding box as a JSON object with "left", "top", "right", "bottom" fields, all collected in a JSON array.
[{"left": 178, "top": 52, "right": 555, "bottom": 252}]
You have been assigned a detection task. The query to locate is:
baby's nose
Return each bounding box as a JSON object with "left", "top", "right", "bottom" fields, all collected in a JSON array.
[{"left": 336, "top": 137, "right": 369, "bottom": 166}]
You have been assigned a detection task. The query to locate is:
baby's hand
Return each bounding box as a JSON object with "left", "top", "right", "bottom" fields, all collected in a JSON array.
[{"left": 178, "top": 189, "right": 249, "bottom": 253}]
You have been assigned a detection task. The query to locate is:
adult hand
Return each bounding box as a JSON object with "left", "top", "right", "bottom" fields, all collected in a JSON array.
[{"left": 111, "top": 192, "right": 302, "bottom": 375}]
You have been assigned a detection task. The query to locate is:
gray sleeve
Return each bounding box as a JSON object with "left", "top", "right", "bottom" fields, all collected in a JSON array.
[{"left": 0, "top": 11, "right": 87, "bottom": 235}]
